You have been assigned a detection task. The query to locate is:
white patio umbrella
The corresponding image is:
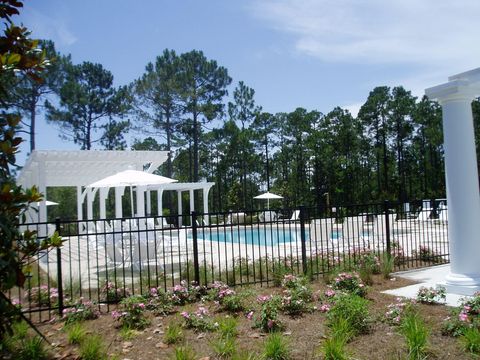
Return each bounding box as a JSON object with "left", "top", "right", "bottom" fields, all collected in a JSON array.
[
  {"left": 34, "top": 200, "right": 59, "bottom": 206},
  {"left": 86, "top": 169, "right": 177, "bottom": 216},
  {"left": 254, "top": 191, "right": 283, "bottom": 209}
]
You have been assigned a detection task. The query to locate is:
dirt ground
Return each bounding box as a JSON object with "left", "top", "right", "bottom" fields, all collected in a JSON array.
[{"left": 25, "top": 274, "right": 470, "bottom": 359}]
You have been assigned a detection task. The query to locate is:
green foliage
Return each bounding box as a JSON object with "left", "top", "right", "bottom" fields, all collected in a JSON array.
[
  {"left": 460, "top": 327, "right": 480, "bottom": 355},
  {"left": 181, "top": 306, "right": 218, "bottom": 332},
  {"left": 319, "top": 335, "right": 350, "bottom": 360},
  {"left": 416, "top": 285, "right": 446, "bottom": 304},
  {"left": 400, "top": 311, "right": 429, "bottom": 360},
  {"left": 164, "top": 321, "right": 184, "bottom": 345},
  {"left": 172, "top": 345, "right": 196, "bottom": 360},
  {"left": 78, "top": 335, "right": 107, "bottom": 360},
  {"left": 112, "top": 295, "right": 150, "bottom": 330},
  {"left": 0, "top": 0, "right": 56, "bottom": 339},
  {"left": 45, "top": 61, "right": 131, "bottom": 150},
  {"left": 218, "top": 317, "right": 239, "bottom": 339},
  {"left": 380, "top": 253, "right": 395, "bottom": 279},
  {"left": 331, "top": 272, "right": 367, "bottom": 297},
  {"left": 65, "top": 322, "right": 86, "bottom": 345},
  {"left": 327, "top": 294, "right": 370, "bottom": 336},
  {"left": 211, "top": 335, "right": 237, "bottom": 359},
  {"left": 261, "top": 333, "right": 290, "bottom": 360},
  {"left": 63, "top": 298, "right": 100, "bottom": 324},
  {"left": 254, "top": 295, "right": 283, "bottom": 332},
  {"left": 18, "top": 336, "right": 48, "bottom": 360}
]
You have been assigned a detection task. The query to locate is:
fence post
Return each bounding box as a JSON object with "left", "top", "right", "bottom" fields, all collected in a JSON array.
[
  {"left": 384, "top": 201, "right": 391, "bottom": 259},
  {"left": 299, "top": 206, "right": 308, "bottom": 275},
  {"left": 55, "top": 217, "right": 64, "bottom": 316},
  {"left": 191, "top": 211, "right": 200, "bottom": 285}
]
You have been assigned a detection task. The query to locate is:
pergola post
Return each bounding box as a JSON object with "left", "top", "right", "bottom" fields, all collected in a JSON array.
[
  {"left": 99, "top": 187, "right": 108, "bottom": 219},
  {"left": 426, "top": 68, "right": 480, "bottom": 295},
  {"left": 115, "top": 186, "right": 124, "bottom": 219},
  {"left": 146, "top": 189, "right": 152, "bottom": 215},
  {"left": 177, "top": 190, "right": 183, "bottom": 227},
  {"left": 157, "top": 189, "right": 164, "bottom": 216},
  {"left": 203, "top": 187, "right": 210, "bottom": 225},
  {"left": 136, "top": 185, "right": 146, "bottom": 217},
  {"left": 76, "top": 186, "right": 83, "bottom": 221}
]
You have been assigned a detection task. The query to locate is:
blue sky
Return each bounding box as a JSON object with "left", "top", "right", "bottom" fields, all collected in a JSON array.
[{"left": 16, "top": 0, "right": 480, "bottom": 164}]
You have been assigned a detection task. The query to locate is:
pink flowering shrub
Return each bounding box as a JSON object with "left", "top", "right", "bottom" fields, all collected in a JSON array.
[
  {"left": 412, "top": 245, "right": 440, "bottom": 263},
  {"left": 181, "top": 306, "right": 217, "bottom": 332},
  {"left": 253, "top": 295, "right": 283, "bottom": 332},
  {"left": 443, "top": 292, "right": 480, "bottom": 337},
  {"left": 416, "top": 285, "right": 446, "bottom": 304},
  {"left": 279, "top": 274, "right": 313, "bottom": 315},
  {"left": 144, "top": 287, "right": 174, "bottom": 315},
  {"left": 356, "top": 249, "right": 381, "bottom": 274},
  {"left": 169, "top": 280, "right": 205, "bottom": 305},
  {"left": 331, "top": 272, "right": 367, "bottom": 297},
  {"left": 384, "top": 298, "right": 416, "bottom": 325},
  {"left": 112, "top": 295, "right": 150, "bottom": 329},
  {"left": 101, "top": 281, "right": 131, "bottom": 302},
  {"left": 208, "top": 281, "right": 245, "bottom": 313},
  {"left": 27, "top": 285, "right": 59, "bottom": 306},
  {"left": 63, "top": 297, "right": 100, "bottom": 324},
  {"left": 391, "top": 241, "right": 406, "bottom": 265}
]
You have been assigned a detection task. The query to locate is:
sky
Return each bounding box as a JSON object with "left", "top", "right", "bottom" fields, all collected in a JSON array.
[{"left": 15, "top": 0, "right": 480, "bottom": 165}]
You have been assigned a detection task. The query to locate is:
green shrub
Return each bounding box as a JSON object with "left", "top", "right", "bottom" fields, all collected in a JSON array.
[
  {"left": 218, "top": 317, "right": 239, "bottom": 339},
  {"left": 164, "top": 322, "right": 184, "bottom": 345},
  {"left": 460, "top": 327, "right": 480, "bottom": 355},
  {"left": 63, "top": 298, "right": 100, "bottom": 324},
  {"left": 254, "top": 295, "right": 283, "bottom": 332},
  {"left": 66, "top": 322, "right": 86, "bottom": 344},
  {"left": 320, "top": 336, "right": 349, "bottom": 360},
  {"left": 172, "top": 345, "right": 196, "bottom": 360},
  {"left": 18, "top": 336, "right": 48, "bottom": 360},
  {"left": 181, "top": 306, "right": 218, "bottom": 332},
  {"left": 380, "top": 253, "right": 394, "bottom": 279},
  {"left": 79, "top": 335, "right": 107, "bottom": 360},
  {"left": 331, "top": 272, "right": 367, "bottom": 297},
  {"left": 327, "top": 294, "right": 370, "bottom": 336},
  {"left": 400, "top": 311, "right": 429, "bottom": 360},
  {"left": 211, "top": 335, "right": 237, "bottom": 359},
  {"left": 262, "top": 333, "right": 290, "bottom": 360},
  {"left": 112, "top": 295, "right": 150, "bottom": 330}
]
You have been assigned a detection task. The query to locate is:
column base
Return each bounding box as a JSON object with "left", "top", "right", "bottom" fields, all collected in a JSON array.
[{"left": 444, "top": 272, "right": 480, "bottom": 296}]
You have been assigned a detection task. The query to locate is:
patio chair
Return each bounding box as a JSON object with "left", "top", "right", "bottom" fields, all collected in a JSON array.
[
  {"left": 260, "top": 210, "right": 277, "bottom": 222},
  {"left": 132, "top": 239, "right": 163, "bottom": 271},
  {"left": 105, "top": 239, "right": 130, "bottom": 268},
  {"left": 289, "top": 210, "right": 300, "bottom": 221}
]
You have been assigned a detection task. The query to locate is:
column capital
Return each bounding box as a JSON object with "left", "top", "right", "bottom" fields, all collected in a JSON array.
[{"left": 425, "top": 79, "right": 480, "bottom": 104}]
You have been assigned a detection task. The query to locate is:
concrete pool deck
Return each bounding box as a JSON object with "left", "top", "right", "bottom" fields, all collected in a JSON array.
[{"left": 383, "top": 264, "right": 466, "bottom": 307}]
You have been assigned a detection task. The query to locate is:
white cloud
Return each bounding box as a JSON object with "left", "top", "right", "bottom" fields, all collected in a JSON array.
[
  {"left": 21, "top": 7, "right": 77, "bottom": 47},
  {"left": 250, "top": 0, "right": 480, "bottom": 71}
]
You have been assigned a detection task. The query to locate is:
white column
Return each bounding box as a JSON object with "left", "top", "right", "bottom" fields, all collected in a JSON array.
[
  {"left": 177, "top": 190, "right": 183, "bottom": 227},
  {"left": 426, "top": 76, "right": 480, "bottom": 295},
  {"left": 189, "top": 189, "right": 195, "bottom": 213},
  {"left": 157, "top": 189, "right": 164, "bottom": 216},
  {"left": 99, "top": 187, "right": 108, "bottom": 219},
  {"left": 115, "top": 187, "right": 124, "bottom": 219},
  {"left": 136, "top": 186, "right": 146, "bottom": 217},
  {"left": 87, "top": 188, "right": 95, "bottom": 220},
  {"left": 146, "top": 189, "right": 152, "bottom": 216},
  {"left": 203, "top": 187, "right": 210, "bottom": 225},
  {"left": 76, "top": 186, "right": 83, "bottom": 221}
]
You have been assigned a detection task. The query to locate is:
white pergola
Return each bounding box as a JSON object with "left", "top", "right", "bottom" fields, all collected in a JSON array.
[{"left": 17, "top": 150, "right": 214, "bottom": 226}]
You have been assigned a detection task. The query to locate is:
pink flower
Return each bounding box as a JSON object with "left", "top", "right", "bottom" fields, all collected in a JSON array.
[
  {"left": 325, "top": 289, "right": 336, "bottom": 298},
  {"left": 246, "top": 311, "right": 254, "bottom": 320},
  {"left": 180, "top": 311, "right": 190, "bottom": 319},
  {"left": 257, "top": 295, "right": 271, "bottom": 303},
  {"left": 319, "top": 304, "right": 330, "bottom": 313},
  {"left": 111, "top": 310, "right": 121, "bottom": 320},
  {"left": 138, "top": 303, "right": 145, "bottom": 309},
  {"left": 267, "top": 320, "right": 274, "bottom": 329},
  {"left": 459, "top": 312, "right": 469, "bottom": 322}
]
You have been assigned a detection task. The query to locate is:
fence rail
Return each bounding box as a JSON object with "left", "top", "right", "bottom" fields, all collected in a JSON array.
[{"left": 9, "top": 200, "right": 449, "bottom": 321}]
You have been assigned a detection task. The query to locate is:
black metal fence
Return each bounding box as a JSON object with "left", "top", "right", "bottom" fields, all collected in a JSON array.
[{"left": 9, "top": 199, "right": 449, "bottom": 321}]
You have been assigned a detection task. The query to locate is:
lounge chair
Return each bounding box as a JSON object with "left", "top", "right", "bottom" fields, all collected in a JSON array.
[{"left": 289, "top": 210, "right": 300, "bottom": 221}]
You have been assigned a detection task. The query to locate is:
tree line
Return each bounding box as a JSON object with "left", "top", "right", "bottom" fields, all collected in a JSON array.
[{"left": 9, "top": 41, "right": 480, "bottom": 213}]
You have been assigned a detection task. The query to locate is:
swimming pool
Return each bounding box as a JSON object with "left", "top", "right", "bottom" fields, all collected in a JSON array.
[{"left": 192, "top": 227, "right": 305, "bottom": 246}]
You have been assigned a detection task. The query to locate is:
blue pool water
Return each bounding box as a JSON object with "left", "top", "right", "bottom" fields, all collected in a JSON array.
[{"left": 194, "top": 228, "right": 305, "bottom": 246}]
